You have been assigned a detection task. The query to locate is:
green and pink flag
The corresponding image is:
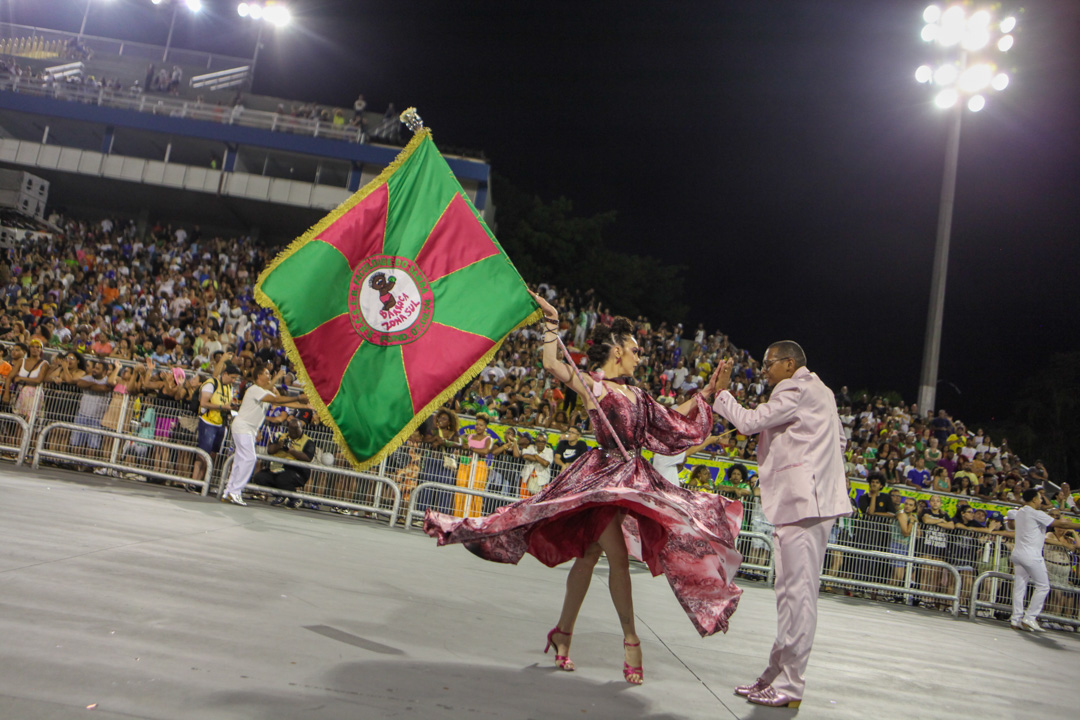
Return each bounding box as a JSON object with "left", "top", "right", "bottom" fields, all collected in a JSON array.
[{"left": 256, "top": 125, "right": 540, "bottom": 470}]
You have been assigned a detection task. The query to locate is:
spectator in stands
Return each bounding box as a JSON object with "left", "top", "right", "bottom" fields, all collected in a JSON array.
[
  {"left": 916, "top": 494, "right": 954, "bottom": 608},
  {"left": 554, "top": 426, "right": 589, "bottom": 475},
  {"left": 889, "top": 496, "right": 917, "bottom": 587},
  {"left": 518, "top": 432, "right": 552, "bottom": 498},
  {"left": 687, "top": 464, "right": 716, "bottom": 493},
  {"left": 857, "top": 474, "right": 896, "bottom": 588},
  {"left": 487, "top": 427, "right": 525, "bottom": 507},
  {"left": 930, "top": 410, "right": 953, "bottom": 445},
  {"left": 257, "top": 418, "right": 317, "bottom": 508},
  {"left": 454, "top": 413, "right": 493, "bottom": 518},
  {"left": 1044, "top": 518, "right": 1079, "bottom": 620},
  {"left": 71, "top": 359, "right": 115, "bottom": 461},
  {"left": 930, "top": 466, "right": 951, "bottom": 493},
  {"left": 905, "top": 456, "right": 931, "bottom": 489},
  {"left": 952, "top": 463, "right": 978, "bottom": 495},
  {"left": 7, "top": 339, "right": 48, "bottom": 418},
  {"left": 417, "top": 408, "right": 460, "bottom": 514}
]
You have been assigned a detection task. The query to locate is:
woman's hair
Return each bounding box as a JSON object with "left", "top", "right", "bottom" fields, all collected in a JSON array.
[
  {"left": 727, "top": 463, "right": 748, "bottom": 482},
  {"left": 690, "top": 465, "right": 711, "bottom": 480},
  {"left": 435, "top": 408, "right": 458, "bottom": 434},
  {"left": 585, "top": 316, "right": 635, "bottom": 368}
]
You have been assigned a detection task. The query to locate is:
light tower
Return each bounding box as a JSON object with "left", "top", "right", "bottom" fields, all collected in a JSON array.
[{"left": 913, "top": 4, "right": 1017, "bottom": 417}]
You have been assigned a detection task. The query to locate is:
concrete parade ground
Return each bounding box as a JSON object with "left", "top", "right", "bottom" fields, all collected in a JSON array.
[{"left": 1, "top": 465, "right": 1077, "bottom": 720}]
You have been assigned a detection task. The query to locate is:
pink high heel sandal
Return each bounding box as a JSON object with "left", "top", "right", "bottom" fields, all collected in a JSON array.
[
  {"left": 623, "top": 640, "right": 643, "bottom": 685},
  {"left": 544, "top": 627, "right": 574, "bottom": 671}
]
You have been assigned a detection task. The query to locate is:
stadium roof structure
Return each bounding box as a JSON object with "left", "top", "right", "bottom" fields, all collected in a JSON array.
[{"left": 0, "top": 22, "right": 491, "bottom": 241}]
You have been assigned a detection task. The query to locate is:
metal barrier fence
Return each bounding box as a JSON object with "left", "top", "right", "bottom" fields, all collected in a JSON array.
[
  {"left": 216, "top": 452, "right": 402, "bottom": 526},
  {"left": 0, "top": 411, "right": 29, "bottom": 464},
  {"left": 32, "top": 421, "right": 213, "bottom": 495},
  {"left": 970, "top": 571, "right": 1080, "bottom": 630}
]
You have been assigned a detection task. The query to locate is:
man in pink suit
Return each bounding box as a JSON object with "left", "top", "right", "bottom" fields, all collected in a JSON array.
[{"left": 704, "top": 341, "right": 851, "bottom": 708}]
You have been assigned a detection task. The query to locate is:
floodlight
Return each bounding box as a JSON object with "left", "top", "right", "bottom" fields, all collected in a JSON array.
[
  {"left": 934, "top": 89, "right": 958, "bottom": 108},
  {"left": 997, "top": 35, "right": 1014, "bottom": 52},
  {"left": 152, "top": 0, "right": 165, "bottom": 5},
  {"left": 967, "top": 95, "right": 985, "bottom": 112},
  {"left": 923, "top": 5, "right": 941, "bottom": 23},
  {"left": 238, "top": 3, "right": 249, "bottom": 17},
  {"left": 915, "top": 65, "right": 933, "bottom": 83},
  {"left": 991, "top": 73, "right": 1009, "bottom": 91},
  {"left": 968, "top": 10, "right": 991, "bottom": 28},
  {"left": 249, "top": 4, "right": 263, "bottom": 19},
  {"left": 265, "top": 5, "right": 291, "bottom": 26},
  {"left": 934, "top": 63, "right": 958, "bottom": 86},
  {"left": 962, "top": 28, "right": 990, "bottom": 51},
  {"left": 1000, "top": 16, "right": 1017, "bottom": 33},
  {"left": 185, "top": 0, "right": 202, "bottom": 11},
  {"left": 921, "top": 24, "right": 939, "bottom": 43},
  {"left": 958, "top": 64, "right": 994, "bottom": 93},
  {"left": 938, "top": 6, "right": 967, "bottom": 46}
]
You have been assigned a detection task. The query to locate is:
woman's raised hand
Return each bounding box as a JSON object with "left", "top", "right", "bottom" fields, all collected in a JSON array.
[{"left": 528, "top": 290, "right": 558, "bottom": 325}]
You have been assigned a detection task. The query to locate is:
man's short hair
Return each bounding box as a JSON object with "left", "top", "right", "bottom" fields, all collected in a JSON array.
[
  {"left": 223, "top": 363, "right": 241, "bottom": 376},
  {"left": 1022, "top": 488, "right": 1041, "bottom": 503},
  {"left": 766, "top": 340, "right": 806, "bottom": 368}
]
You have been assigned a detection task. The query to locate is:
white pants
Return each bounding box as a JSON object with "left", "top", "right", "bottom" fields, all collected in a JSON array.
[
  {"left": 224, "top": 432, "right": 257, "bottom": 495},
  {"left": 761, "top": 516, "right": 835, "bottom": 698},
  {"left": 1011, "top": 553, "right": 1050, "bottom": 623}
]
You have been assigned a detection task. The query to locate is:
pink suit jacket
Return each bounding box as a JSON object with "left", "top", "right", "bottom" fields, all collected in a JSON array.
[{"left": 713, "top": 366, "right": 850, "bottom": 526}]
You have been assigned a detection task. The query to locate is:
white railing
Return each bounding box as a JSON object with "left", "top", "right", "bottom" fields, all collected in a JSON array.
[{"left": 0, "top": 78, "right": 367, "bottom": 145}]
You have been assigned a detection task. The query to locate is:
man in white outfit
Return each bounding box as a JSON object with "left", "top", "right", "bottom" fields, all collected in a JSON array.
[
  {"left": 705, "top": 341, "right": 851, "bottom": 708},
  {"left": 1005, "top": 489, "right": 1075, "bottom": 631},
  {"left": 222, "top": 366, "right": 308, "bottom": 506}
]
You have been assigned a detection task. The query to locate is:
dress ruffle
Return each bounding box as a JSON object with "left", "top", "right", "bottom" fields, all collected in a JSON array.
[{"left": 424, "top": 390, "right": 744, "bottom": 637}]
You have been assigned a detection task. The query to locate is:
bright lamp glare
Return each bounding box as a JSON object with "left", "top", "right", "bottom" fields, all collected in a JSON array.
[
  {"left": 934, "top": 64, "right": 958, "bottom": 86},
  {"left": 958, "top": 64, "right": 994, "bottom": 93},
  {"left": 968, "top": 10, "right": 991, "bottom": 28},
  {"left": 152, "top": 0, "right": 165, "bottom": 5},
  {"left": 962, "top": 28, "right": 990, "bottom": 51},
  {"left": 265, "top": 5, "right": 291, "bottom": 26},
  {"left": 1000, "top": 16, "right": 1017, "bottom": 34},
  {"left": 938, "top": 5, "right": 966, "bottom": 46},
  {"left": 923, "top": 5, "right": 942, "bottom": 23},
  {"left": 915, "top": 65, "right": 934, "bottom": 83},
  {"left": 238, "top": 3, "right": 249, "bottom": 16},
  {"left": 967, "top": 95, "right": 986, "bottom": 112},
  {"left": 934, "top": 89, "right": 959, "bottom": 108},
  {"left": 249, "top": 4, "right": 263, "bottom": 19},
  {"left": 921, "top": 24, "right": 939, "bottom": 42},
  {"left": 998, "top": 34, "right": 1014, "bottom": 52},
  {"left": 991, "top": 72, "right": 1010, "bottom": 91},
  {"left": 185, "top": 0, "right": 202, "bottom": 11}
]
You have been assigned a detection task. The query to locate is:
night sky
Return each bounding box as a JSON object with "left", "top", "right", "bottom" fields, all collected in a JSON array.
[{"left": 9, "top": 1, "right": 1080, "bottom": 426}]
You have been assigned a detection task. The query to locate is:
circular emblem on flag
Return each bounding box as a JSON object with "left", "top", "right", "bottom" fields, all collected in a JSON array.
[{"left": 347, "top": 254, "right": 434, "bottom": 346}]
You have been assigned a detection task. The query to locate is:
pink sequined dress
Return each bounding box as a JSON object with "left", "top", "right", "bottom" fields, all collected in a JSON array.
[{"left": 424, "top": 388, "right": 744, "bottom": 637}]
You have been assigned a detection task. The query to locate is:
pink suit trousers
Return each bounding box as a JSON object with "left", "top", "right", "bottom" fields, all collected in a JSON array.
[{"left": 761, "top": 516, "right": 835, "bottom": 698}]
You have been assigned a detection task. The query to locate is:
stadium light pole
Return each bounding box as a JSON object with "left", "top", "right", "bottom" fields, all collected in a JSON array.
[
  {"left": 237, "top": 2, "right": 292, "bottom": 89},
  {"left": 913, "top": 5, "right": 1016, "bottom": 417},
  {"left": 155, "top": 0, "right": 203, "bottom": 63},
  {"left": 79, "top": 0, "right": 115, "bottom": 38}
]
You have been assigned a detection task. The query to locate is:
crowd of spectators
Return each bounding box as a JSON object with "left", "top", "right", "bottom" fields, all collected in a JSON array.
[{"left": 0, "top": 213, "right": 1075, "bottom": 514}]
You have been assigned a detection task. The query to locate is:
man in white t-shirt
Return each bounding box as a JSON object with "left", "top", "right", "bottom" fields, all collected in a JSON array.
[
  {"left": 1005, "top": 489, "right": 1076, "bottom": 631},
  {"left": 222, "top": 366, "right": 308, "bottom": 506}
]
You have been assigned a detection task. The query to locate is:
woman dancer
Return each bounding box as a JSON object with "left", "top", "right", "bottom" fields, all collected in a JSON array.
[{"left": 425, "top": 293, "right": 743, "bottom": 684}]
